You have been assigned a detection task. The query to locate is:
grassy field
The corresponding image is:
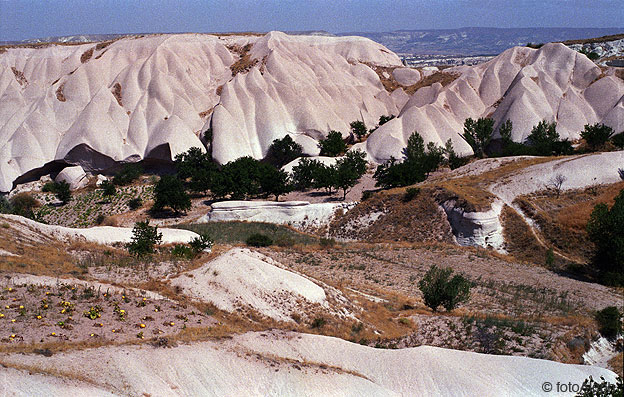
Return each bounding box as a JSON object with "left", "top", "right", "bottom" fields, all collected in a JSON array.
[{"left": 176, "top": 221, "right": 319, "bottom": 246}]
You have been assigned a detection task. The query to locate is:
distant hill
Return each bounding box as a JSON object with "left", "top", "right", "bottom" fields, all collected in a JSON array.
[{"left": 339, "top": 27, "right": 624, "bottom": 55}]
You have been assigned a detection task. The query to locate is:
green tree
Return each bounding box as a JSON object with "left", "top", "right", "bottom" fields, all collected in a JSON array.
[
  {"left": 350, "top": 120, "right": 368, "bottom": 141},
  {"left": 313, "top": 163, "right": 338, "bottom": 194},
  {"left": 318, "top": 130, "right": 347, "bottom": 157},
  {"left": 586, "top": 189, "right": 624, "bottom": 284},
  {"left": 462, "top": 117, "right": 494, "bottom": 158},
  {"left": 444, "top": 139, "right": 469, "bottom": 170},
  {"left": 221, "top": 156, "right": 263, "bottom": 199},
  {"left": 259, "top": 164, "right": 293, "bottom": 201},
  {"left": 100, "top": 180, "right": 116, "bottom": 199},
  {"left": 611, "top": 132, "right": 624, "bottom": 149},
  {"left": 55, "top": 181, "right": 72, "bottom": 205},
  {"left": 581, "top": 123, "right": 614, "bottom": 151},
  {"left": 526, "top": 120, "right": 573, "bottom": 156},
  {"left": 127, "top": 220, "right": 162, "bottom": 257},
  {"left": 418, "top": 265, "right": 471, "bottom": 312},
  {"left": 174, "top": 147, "right": 217, "bottom": 194},
  {"left": 265, "top": 135, "right": 303, "bottom": 167},
  {"left": 291, "top": 158, "right": 322, "bottom": 190},
  {"left": 334, "top": 150, "right": 367, "bottom": 200},
  {"left": 595, "top": 306, "right": 622, "bottom": 339},
  {"left": 152, "top": 175, "right": 191, "bottom": 214},
  {"left": 113, "top": 163, "right": 143, "bottom": 186},
  {"left": 378, "top": 114, "right": 395, "bottom": 126},
  {"left": 374, "top": 132, "right": 444, "bottom": 188}
]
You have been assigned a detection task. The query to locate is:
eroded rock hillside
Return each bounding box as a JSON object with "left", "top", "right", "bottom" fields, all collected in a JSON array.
[{"left": 1, "top": 32, "right": 622, "bottom": 192}]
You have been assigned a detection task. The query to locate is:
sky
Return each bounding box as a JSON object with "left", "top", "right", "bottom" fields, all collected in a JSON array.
[{"left": 0, "top": 0, "right": 622, "bottom": 41}]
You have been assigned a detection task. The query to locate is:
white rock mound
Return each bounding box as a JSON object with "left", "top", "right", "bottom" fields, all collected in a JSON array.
[
  {"left": 54, "top": 165, "right": 88, "bottom": 190},
  {"left": 170, "top": 248, "right": 327, "bottom": 322},
  {"left": 365, "top": 43, "right": 624, "bottom": 162},
  {"left": 0, "top": 330, "right": 617, "bottom": 396},
  {"left": 199, "top": 200, "right": 354, "bottom": 229},
  {"left": 0, "top": 214, "right": 199, "bottom": 245}
]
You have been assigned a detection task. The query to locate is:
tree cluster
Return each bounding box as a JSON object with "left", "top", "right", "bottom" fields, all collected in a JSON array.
[
  {"left": 291, "top": 150, "right": 368, "bottom": 199},
  {"left": 373, "top": 132, "right": 447, "bottom": 189}
]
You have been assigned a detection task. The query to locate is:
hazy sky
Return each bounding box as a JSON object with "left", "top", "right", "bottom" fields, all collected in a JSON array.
[{"left": 0, "top": 0, "right": 622, "bottom": 41}]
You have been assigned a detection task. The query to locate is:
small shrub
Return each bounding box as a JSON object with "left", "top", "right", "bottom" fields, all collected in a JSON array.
[
  {"left": 100, "top": 180, "right": 116, "bottom": 198},
  {"left": 42, "top": 181, "right": 58, "bottom": 193},
  {"left": 576, "top": 375, "right": 623, "bottom": 397},
  {"left": 545, "top": 248, "right": 555, "bottom": 267},
  {"left": 113, "top": 163, "right": 143, "bottom": 186},
  {"left": 319, "top": 237, "right": 336, "bottom": 249},
  {"left": 581, "top": 123, "right": 614, "bottom": 151},
  {"left": 418, "top": 265, "right": 471, "bottom": 312},
  {"left": 189, "top": 233, "right": 213, "bottom": 253},
  {"left": 246, "top": 233, "right": 273, "bottom": 247},
  {"left": 127, "top": 220, "right": 162, "bottom": 257},
  {"left": 171, "top": 244, "right": 194, "bottom": 259},
  {"left": 265, "top": 135, "right": 304, "bottom": 167},
  {"left": 361, "top": 190, "right": 374, "bottom": 201},
  {"left": 595, "top": 306, "right": 622, "bottom": 339},
  {"left": 128, "top": 197, "right": 143, "bottom": 210},
  {"left": 9, "top": 192, "right": 40, "bottom": 217},
  {"left": 402, "top": 187, "right": 420, "bottom": 202},
  {"left": 310, "top": 317, "right": 326, "bottom": 329},
  {"left": 611, "top": 132, "right": 624, "bottom": 149},
  {"left": 54, "top": 181, "right": 71, "bottom": 205},
  {"left": 350, "top": 120, "right": 368, "bottom": 141}
]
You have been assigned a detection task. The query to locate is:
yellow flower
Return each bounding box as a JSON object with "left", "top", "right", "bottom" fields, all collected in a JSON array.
[
  {"left": 19, "top": 305, "right": 24, "bottom": 309},
  {"left": 11, "top": 319, "right": 16, "bottom": 323},
  {"left": 0, "top": 313, "right": 4, "bottom": 318},
  {"left": 170, "top": 322, "right": 175, "bottom": 326},
  {"left": 36, "top": 315, "right": 42, "bottom": 320},
  {"left": 112, "top": 329, "right": 116, "bottom": 333},
  {"left": 120, "top": 309, "right": 125, "bottom": 313},
  {"left": 154, "top": 308, "right": 159, "bottom": 312},
  {"left": 7, "top": 288, "right": 13, "bottom": 292},
  {"left": 140, "top": 323, "right": 146, "bottom": 328},
  {"left": 10, "top": 334, "right": 15, "bottom": 338},
  {"left": 51, "top": 332, "right": 56, "bottom": 336},
  {"left": 143, "top": 297, "right": 147, "bottom": 301},
  {"left": 90, "top": 333, "right": 95, "bottom": 337},
  {"left": 4, "top": 305, "right": 8, "bottom": 309}
]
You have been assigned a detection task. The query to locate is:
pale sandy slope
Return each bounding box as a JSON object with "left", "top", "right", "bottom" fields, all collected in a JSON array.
[
  {"left": 0, "top": 214, "right": 199, "bottom": 245},
  {"left": 0, "top": 330, "right": 616, "bottom": 396}
]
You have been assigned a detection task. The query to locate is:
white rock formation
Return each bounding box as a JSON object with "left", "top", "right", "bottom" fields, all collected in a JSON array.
[
  {"left": 0, "top": 330, "right": 617, "bottom": 396},
  {"left": 0, "top": 214, "right": 199, "bottom": 245},
  {"left": 54, "top": 165, "right": 88, "bottom": 190},
  {"left": 365, "top": 43, "right": 624, "bottom": 163},
  {"left": 170, "top": 248, "right": 327, "bottom": 322},
  {"left": 0, "top": 32, "right": 403, "bottom": 192},
  {"left": 2, "top": 33, "right": 622, "bottom": 193},
  {"left": 441, "top": 199, "right": 505, "bottom": 250},
  {"left": 199, "top": 200, "right": 355, "bottom": 229}
]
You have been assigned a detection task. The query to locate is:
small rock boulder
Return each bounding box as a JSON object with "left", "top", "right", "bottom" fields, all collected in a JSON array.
[{"left": 55, "top": 166, "right": 88, "bottom": 190}]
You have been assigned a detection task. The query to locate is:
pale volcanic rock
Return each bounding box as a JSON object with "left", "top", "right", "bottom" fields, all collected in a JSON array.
[
  {"left": 0, "top": 32, "right": 403, "bottom": 192},
  {"left": 365, "top": 43, "right": 624, "bottom": 162},
  {"left": 54, "top": 165, "right": 88, "bottom": 190}
]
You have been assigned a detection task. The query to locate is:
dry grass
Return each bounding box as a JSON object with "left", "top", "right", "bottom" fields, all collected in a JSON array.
[
  {"left": 404, "top": 71, "right": 460, "bottom": 95},
  {"left": 609, "top": 352, "right": 623, "bottom": 377},
  {"left": 329, "top": 187, "right": 454, "bottom": 243},
  {"left": 11, "top": 67, "right": 28, "bottom": 86},
  {"left": 55, "top": 83, "right": 66, "bottom": 102},
  {"left": 500, "top": 204, "right": 548, "bottom": 265},
  {"left": 111, "top": 82, "right": 122, "bottom": 107},
  {"left": 80, "top": 47, "right": 94, "bottom": 63},
  {"left": 227, "top": 43, "right": 259, "bottom": 76},
  {"left": 425, "top": 156, "right": 557, "bottom": 211},
  {"left": 561, "top": 34, "right": 624, "bottom": 45},
  {"left": 556, "top": 182, "right": 624, "bottom": 230}
]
